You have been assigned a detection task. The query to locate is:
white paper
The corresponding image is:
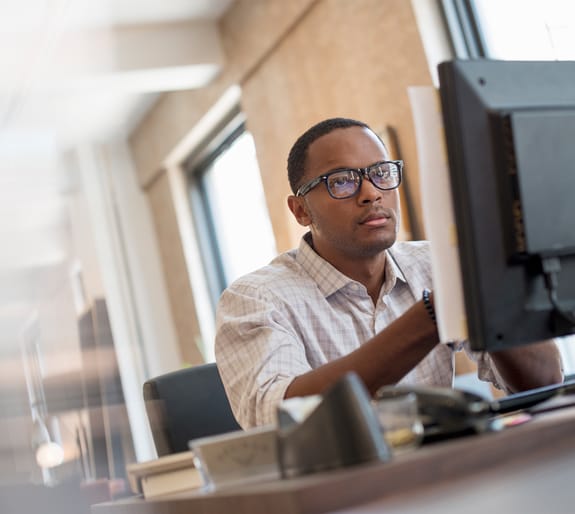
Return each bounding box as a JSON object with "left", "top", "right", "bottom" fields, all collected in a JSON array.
[
  {"left": 408, "top": 86, "right": 468, "bottom": 343},
  {"left": 278, "top": 394, "right": 322, "bottom": 423}
]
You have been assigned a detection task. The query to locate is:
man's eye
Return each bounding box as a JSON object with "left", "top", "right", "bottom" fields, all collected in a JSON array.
[
  {"left": 329, "top": 173, "right": 354, "bottom": 187},
  {"left": 333, "top": 176, "right": 351, "bottom": 185},
  {"left": 373, "top": 167, "right": 389, "bottom": 178}
]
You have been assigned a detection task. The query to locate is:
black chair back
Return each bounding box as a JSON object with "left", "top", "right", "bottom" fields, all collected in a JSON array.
[{"left": 143, "top": 362, "right": 241, "bottom": 456}]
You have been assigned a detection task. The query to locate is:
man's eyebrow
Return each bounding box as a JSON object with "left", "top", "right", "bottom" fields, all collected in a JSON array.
[{"left": 324, "top": 160, "right": 388, "bottom": 173}]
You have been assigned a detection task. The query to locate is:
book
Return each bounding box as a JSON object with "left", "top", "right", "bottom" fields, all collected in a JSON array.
[
  {"left": 140, "top": 466, "right": 203, "bottom": 499},
  {"left": 126, "top": 450, "right": 203, "bottom": 499}
]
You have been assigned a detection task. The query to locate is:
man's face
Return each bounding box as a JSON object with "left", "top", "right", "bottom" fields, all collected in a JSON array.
[{"left": 289, "top": 126, "right": 400, "bottom": 264}]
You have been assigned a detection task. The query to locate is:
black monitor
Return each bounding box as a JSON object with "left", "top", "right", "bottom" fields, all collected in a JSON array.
[{"left": 437, "top": 59, "right": 575, "bottom": 352}]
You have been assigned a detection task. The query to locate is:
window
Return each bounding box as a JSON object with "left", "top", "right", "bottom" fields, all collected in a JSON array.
[
  {"left": 186, "top": 114, "right": 277, "bottom": 311},
  {"left": 443, "top": 0, "right": 575, "bottom": 60},
  {"left": 475, "top": 0, "right": 575, "bottom": 60}
]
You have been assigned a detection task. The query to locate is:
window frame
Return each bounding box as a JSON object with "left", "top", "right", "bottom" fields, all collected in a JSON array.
[
  {"left": 440, "top": 0, "right": 488, "bottom": 58},
  {"left": 184, "top": 109, "right": 246, "bottom": 309}
]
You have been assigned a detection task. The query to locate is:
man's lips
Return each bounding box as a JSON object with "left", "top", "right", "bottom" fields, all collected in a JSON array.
[
  {"left": 361, "top": 216, "right": 389, "bottom": 227},
  {"left": 359, "top": 211, "right": 392, "bottom": 226}
]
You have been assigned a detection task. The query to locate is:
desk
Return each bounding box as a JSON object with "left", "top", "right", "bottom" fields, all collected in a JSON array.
[{"left": 93, "top": 406, "right": 575, "bottom": 514}]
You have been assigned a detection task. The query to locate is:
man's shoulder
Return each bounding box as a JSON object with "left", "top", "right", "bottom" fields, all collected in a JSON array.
[
  {"left": 388, "top": 240, "right": 432, "bottom": 286},
  {"left": 226, "top": 250, "right": 306, "bottom": 292},
  {"left": 389, "top": 240, "right": 431, "bottom": 262}
]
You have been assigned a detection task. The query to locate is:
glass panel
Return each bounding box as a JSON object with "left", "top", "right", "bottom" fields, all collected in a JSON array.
[
  {"left": 474, "top": 0, "right": 575, "bottom": 60},
  {"left": 201, "top": 131, "right": 277, "bottom": 285}
]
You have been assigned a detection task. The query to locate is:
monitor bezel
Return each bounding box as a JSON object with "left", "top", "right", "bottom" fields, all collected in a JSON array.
[{"left": 438, "top": 59, "right": 575, "bottom": 351}]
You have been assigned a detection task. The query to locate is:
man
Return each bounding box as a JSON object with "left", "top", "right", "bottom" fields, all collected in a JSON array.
[{"left": 215, "top": 117, "right": 563, "bottom": 428}]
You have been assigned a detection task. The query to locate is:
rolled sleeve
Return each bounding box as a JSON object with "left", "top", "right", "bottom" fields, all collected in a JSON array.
[{"left": 215, "top": 283, "right": 312, "bottom": 428}]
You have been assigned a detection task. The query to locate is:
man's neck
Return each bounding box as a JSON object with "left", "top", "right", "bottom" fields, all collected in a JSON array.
[
  {"left": 337, "top": 255, "right": 387, "bottom": 304},
  {"left": 306, "top": 234, "right": 387, "bottom": 303}
]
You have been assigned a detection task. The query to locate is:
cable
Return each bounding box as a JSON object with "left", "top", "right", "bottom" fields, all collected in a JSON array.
[{"left": 541, "top": 257, "right": 575, "bottom": 326}]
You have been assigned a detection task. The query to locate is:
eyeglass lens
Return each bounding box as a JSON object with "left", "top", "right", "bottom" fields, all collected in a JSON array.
[{"left": 327, "top": 162, "right": 400, "bottom": 198}]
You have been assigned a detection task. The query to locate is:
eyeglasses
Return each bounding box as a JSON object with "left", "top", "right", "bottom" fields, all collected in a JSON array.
[{"left": 295, "top": 160, "right": 403, "bottom": 199}]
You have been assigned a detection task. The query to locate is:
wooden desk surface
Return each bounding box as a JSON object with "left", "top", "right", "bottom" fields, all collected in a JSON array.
[{"left": 93, "top": 406, "right": 575, "bottom": 514}]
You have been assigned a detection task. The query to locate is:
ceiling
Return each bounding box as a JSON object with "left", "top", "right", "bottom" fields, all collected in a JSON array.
[
  {"left": 0, "top": 0, "right": 234, "bottom": 358},
  {"left": 0, "top": 0, "right": 234, "bottom": 143}
]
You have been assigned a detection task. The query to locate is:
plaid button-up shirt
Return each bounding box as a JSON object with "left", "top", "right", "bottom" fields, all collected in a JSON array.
[{"left": 215, "top": 234, "right": 503, "bottom": 428}]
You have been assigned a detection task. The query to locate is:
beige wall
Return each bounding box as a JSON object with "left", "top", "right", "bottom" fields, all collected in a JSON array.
[
  {"left": 241, "top": 0, "right": 432, "bottom": 251},
  {"left": 130, "top": 0, "right": 316, "bottom": 188},
  {"left": 129, "top": 0, "right": 434, "bottom": 364}
]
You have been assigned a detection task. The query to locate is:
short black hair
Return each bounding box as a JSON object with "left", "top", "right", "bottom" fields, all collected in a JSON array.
[{"left": 287, "top": 117, "right": 383, "bottom": 194}]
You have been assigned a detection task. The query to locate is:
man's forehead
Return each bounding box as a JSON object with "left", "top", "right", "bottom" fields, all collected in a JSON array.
[
  {"left": 306, "top": 126, "right": 388, "bottom": 171},
  {"left": 311, "top": 125, "right": 377, "bottom": 146}
]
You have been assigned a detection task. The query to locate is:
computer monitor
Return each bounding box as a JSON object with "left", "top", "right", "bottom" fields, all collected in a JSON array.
[{"left": 437, "top": 59, "right": 575, "bottom": 352}]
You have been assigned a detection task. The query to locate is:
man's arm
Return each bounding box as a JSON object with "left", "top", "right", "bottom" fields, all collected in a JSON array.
[
  {"left": 488, "top": 340, "right": 564, "bottom": 393},
  {"left": 285, "top": 298, "right": 439, "bottom": 399}
]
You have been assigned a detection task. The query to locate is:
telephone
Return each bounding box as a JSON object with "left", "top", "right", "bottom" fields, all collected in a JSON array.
[{"left": 375, "top": 385, "right": 493, "bottom": 442}]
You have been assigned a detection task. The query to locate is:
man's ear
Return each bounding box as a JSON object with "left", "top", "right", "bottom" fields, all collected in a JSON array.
[{"left": 287, "top": 195, "right": 312, "bottom": 227}]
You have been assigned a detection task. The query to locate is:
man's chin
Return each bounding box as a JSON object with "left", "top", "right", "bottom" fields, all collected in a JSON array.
[{"left": 354, "top": 234, "right": 397, "bottom": 257}]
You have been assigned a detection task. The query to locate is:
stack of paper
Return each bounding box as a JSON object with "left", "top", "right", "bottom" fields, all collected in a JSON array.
[{"left": 126, "top": 450, "right": 203, "bottom": 499}]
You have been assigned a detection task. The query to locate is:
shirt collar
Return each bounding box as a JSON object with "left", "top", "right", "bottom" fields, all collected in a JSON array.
[
  {"left": 296, "top": 233, "right": 407, "bottom": 299},
  {"left": 385, "top": 248, "right": 407, "bottom": 284},
  {"left": 297, "top": 233, "right": 350, "bottom": 298}
]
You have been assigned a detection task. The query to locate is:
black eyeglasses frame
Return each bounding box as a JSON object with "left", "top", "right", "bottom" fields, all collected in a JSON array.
[{"left": 295, "top": 160, "right": 403, "bottom": 199}]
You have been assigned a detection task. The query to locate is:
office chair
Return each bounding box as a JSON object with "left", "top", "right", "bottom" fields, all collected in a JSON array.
[{"left": 143, "top": 362, "right": 242, "bottom": 456}]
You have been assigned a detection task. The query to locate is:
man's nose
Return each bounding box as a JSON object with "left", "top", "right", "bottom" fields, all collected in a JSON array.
[{"left": 357, "top": 174, "right": 382, "bottom": 203}]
